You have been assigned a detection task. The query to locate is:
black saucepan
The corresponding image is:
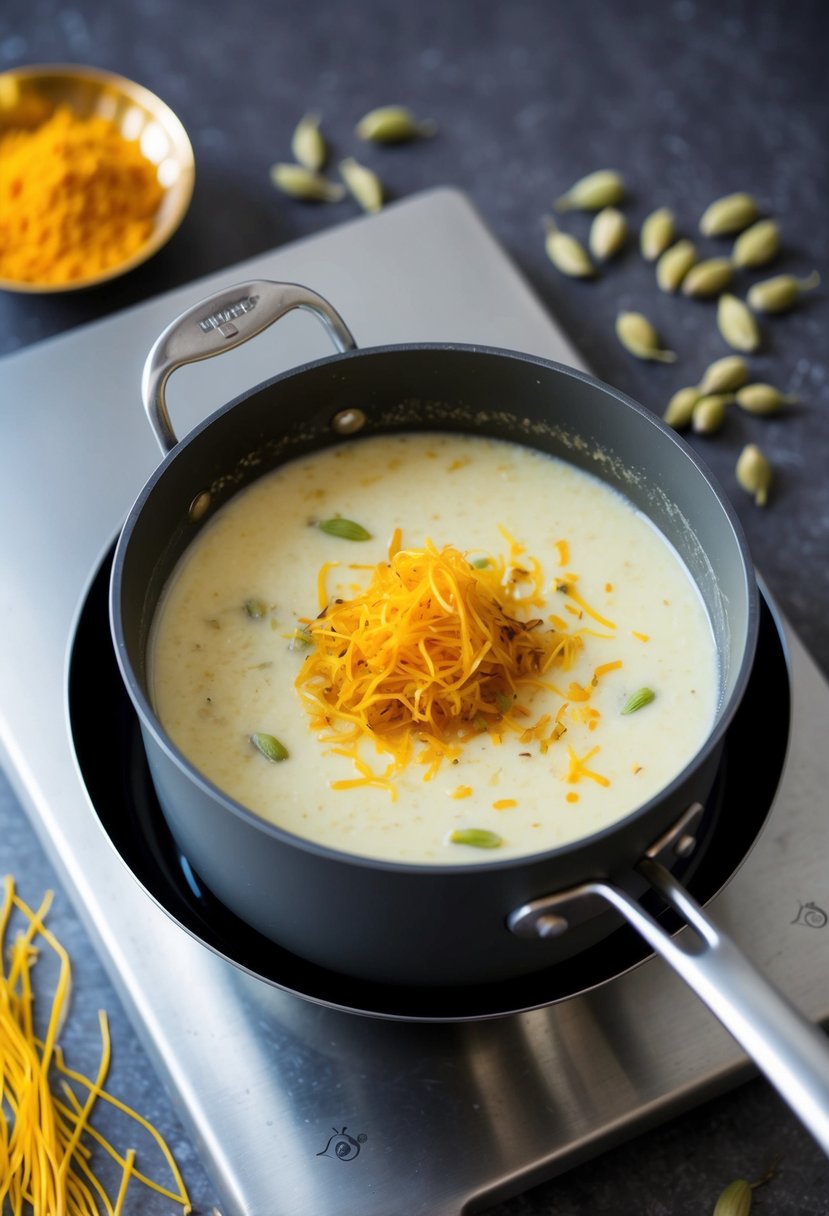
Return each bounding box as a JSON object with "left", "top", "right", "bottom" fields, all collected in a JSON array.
[{"left": 110, "top": 280, "right": 829, "bottom": 1153}]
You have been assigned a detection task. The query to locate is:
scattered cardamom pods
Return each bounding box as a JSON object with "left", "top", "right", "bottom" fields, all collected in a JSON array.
[
  {"left": 692, "top": 393, "right": 731, "bottom": 434},
  {"left": 699, "top": 191, "right": 759, "bottom": 237},
  {"left": 717, "top": 293, "right": 761, "bottom": 352},
  {"left": 736, "top": 443, "right": 772, "bottom": 506},
  {"left": 291, "top": 112, "right": 327, "bottom": 171},
  {"left": 615, "top": 311, "right": 676, "bottom": 362},
  {"left": 589, "top": 206, "right": 628, "bottom": 260},
  {"left": 656, "top": 239, "right": 697, "bottom": 293},
  {"left": 449, "top": 828, "right": 504, "bottom": 849},
  {"left": 544, "top": 217, "right": 595, "bottom": 278},
  {"left": 339, "top": 157, "right": 384, "bottom": 212},
  {"left": 712, "top": 1178, "right": 753, "bottom": 1216},
  {"left": 621, "top": 687, "right": 655, "bottom": 714},
  {"left": 269, "top": 162, "right": 345, "bottom": 202},
  {"left": 318, "top": 517, "right": 372, "bottom": 540},
  {"left": 732, "top": 218, "right": 780, "bottom": 269},
  {"left": 640, "top": 206, "right": 676, "bottom": 261},
  {"left": 698, "top": 354, "right": 749, "bottom": 395},
  {"left": 681, "top": 256, "right": 734, "bottom": 298},
  {"left": 251, "top": 732, "right": 289, "bottom": 762},
  {"left": 663, "top": 385, "right": 700, "bottom": 429},
  {"left": 554, "top": 169, "right": 625, "bottom": 212},
  {"left": 746, "top": 269, "right": 820, "bottom": 313},
  {"left": 355, "top": 105, "right": 436, "bottom": 143},
  {"left": 244, "top": 597, "right": 268, "bottom": 619},
  {"left": 735, "top": 383, "right": 797, "bottom": 415}
]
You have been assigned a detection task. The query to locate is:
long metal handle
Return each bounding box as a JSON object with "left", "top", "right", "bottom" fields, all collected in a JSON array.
[
  {"left": 563, "top": 860, "right": 829, "bottom": 1154},
  {"left": 140, "top": 279, "right": 357, "bottom": 453}
]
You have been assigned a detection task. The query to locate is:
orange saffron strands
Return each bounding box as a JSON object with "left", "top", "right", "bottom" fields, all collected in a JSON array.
[
  {"left": 632, "top": 631, "right": 650, "bottom": 642},
  {"left": 565, "top": 744, "right": 611, "bottom": 787},
  {"left": 555, "top": 539, "right": 570, "bottom": 566},
  {"left": 296, "top": 540, "right": 579, "bottom": 781},
  {"left": 0, "top": 877, "right": 191, "bottom": 1216},
  {"left": 493, "top": 799, "right": 518, "bottom": 810}
]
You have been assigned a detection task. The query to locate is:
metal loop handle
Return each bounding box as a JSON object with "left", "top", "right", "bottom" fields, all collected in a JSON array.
[
  {"left": 140, "top": 280, "right": 357, "bottom": 454},
  {"left": 511, "top": 859, "right": 829, "bottom": 1155}
]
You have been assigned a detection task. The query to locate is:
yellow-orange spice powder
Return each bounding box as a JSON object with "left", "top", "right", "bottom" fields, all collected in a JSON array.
[{"left": 0, "top": 105, "right": 164, "bottom": 285}]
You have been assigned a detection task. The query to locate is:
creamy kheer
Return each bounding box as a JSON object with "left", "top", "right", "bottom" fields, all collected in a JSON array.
[{"left": 149, "top": 432, "right": 718, "bottom": 863}]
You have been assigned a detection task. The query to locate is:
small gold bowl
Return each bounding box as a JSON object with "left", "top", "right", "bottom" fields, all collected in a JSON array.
[{"left": 0, "top": 64, "right": 195, "bottom": 293}]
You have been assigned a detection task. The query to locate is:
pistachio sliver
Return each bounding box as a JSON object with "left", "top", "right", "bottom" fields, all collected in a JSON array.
[
  {"left": 245, "top": 597, "right": 268, "bottom": 619},
  {"left": 621, "top": 687, "right": 655, "bottom": 715},
  {"left": 318, "top": 517, "right": 372, "bottom": 541},
  {"left": 251, "top": 732, "right": 289, "bottom": 762},
  {"left": 449, "top": 828, "right": 504, "bottom": 849}
]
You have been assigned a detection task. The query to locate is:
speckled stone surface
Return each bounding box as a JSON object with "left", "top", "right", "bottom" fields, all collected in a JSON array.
[{"left": 1, "top": 1, "right": 828, "bottom": 1212}]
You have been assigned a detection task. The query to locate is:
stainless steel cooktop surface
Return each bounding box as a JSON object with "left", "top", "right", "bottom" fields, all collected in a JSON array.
[{"left": 2, "top": 189, "right": 828, "bottom": 1216}]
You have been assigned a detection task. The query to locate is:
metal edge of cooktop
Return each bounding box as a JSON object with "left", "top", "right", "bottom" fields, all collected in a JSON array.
[{"left": 2, "top": 188, "right": 829, "bottom": 1216}]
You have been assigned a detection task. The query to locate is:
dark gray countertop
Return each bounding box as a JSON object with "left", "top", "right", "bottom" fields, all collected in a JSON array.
[{"left": 1, "top": 1, "right": 828, "bottom": 1212}]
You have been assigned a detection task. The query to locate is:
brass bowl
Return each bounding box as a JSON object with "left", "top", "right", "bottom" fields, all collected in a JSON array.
[{"left": 0, "top": 64, "right": 195, "bottom": 293}]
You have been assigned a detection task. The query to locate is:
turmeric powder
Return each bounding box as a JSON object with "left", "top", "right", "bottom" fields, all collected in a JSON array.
[{"left": 0, "top": 105, "right": 164, "bottom": 286}]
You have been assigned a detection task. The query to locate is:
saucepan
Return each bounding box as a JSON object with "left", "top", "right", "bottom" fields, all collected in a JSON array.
[{"left": 110, "top": 280, "right": 829, "bottom": 1154}]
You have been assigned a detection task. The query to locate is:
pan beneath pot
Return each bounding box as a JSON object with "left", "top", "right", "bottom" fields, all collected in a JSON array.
[{"left": 71, "top": 546, "right": 787, "bottom": 1022}]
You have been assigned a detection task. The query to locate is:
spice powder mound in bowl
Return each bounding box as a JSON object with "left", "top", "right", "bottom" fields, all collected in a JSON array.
[{"left": 0, "top": 64, "right": 195, "bottom": 293}]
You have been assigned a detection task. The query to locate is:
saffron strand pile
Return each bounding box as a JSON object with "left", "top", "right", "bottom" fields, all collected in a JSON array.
[{"left": 0, "top": 875, "right": 191, "bottom": 1215}]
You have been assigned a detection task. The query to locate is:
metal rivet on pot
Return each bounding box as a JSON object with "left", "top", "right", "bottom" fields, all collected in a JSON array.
[
  {"left": 674, "top": 833, "right": 697, "bottom": 859},
  {"left": 332, "top": 408, "right": 367, "bottom": 435},
  {"left": 189, "top": 490, "right": 211, "bottom": 522},
  {"left": 536, "top": 913, "right": 570, "bottom": 938}
]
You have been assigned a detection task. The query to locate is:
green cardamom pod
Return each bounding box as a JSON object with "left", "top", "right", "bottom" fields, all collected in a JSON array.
[
  {"left": 449, "top": 828, "right": 504, "bottom": 849},
  {"left": 699, "top": 192, "right": 759, "bottom": 237},
  {"left": 736, "top": 443, "right": 772, "bottom": 506},
  {"left": 663, "top": 386, "right": 700, "bottom": 429},
  {"left": 731, "top": 218, "right": 780, "bottom": 269},
  {"left": 291, "top": 112, "right": 327, "bottom": 171},
  {"left": 355, "top": 105, "right": 436, "bottom": 143},
  {"left": 251, "top": 732, "right": 289, "bottom": 762},
  {"left": 621, "top": 687, "right": 655, "bottom": 715},
  {"left": 339, "top": 157, "right": 384, "bottom": 212},
  {"left": 640, "top": 206, "right": 676, "bottom": 261},
  {"left": 713, "top": 1178, "right": 753, "bottom": 1216},
  {"left": 554, "top": 169, "right": 625, "bottom": 212},
  {"left": 269, "top": 163, "right": 346, "bottom": 202},
  {"left": 717, "top": 293, "right": 761, "bottom": 352},
  {"left": 318, "top": 517, "right": 372, "bottom": 540},
  {"left": 656, "top": 239, "right": 697, "bottom": 293},
  {"left": 735, "top": 383, "right": 797, "bottom": 416},
  {"left": 746, "top": 270, "right": 820, "bottom": 313},
  {"left": 692, "top": 393, "right": 731, "bottom": 434},
  {"left": 544, "top": 217, "right": 595, "bottom": 278},
  {"left": 698, "top": 354, "right": 749, "bottom": 395},
  {"left": 589, "top": 206, "right": 628, "bottom": 260},
  {"left": 615, "top": 311, "right": 676, "bottom": 362},
  {"left": 681, "top": 257, "right": 734, "bottom": 298},
  {"left": 244, "top": 597, "right": 268, "bottom": 619}
]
